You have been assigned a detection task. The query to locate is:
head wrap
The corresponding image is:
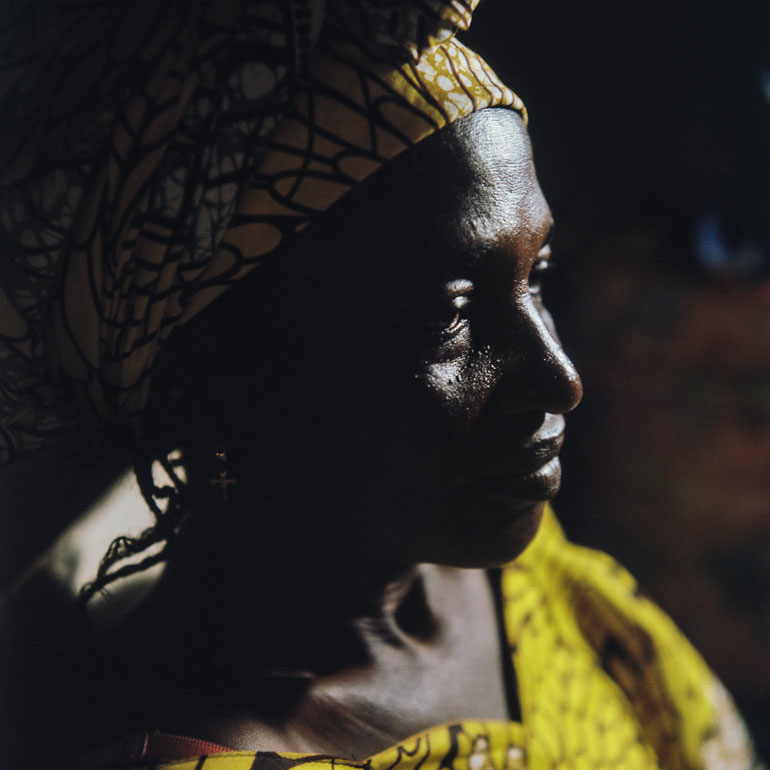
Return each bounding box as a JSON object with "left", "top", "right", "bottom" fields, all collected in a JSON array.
[{"left": 0, "top": 0, "right": 525, "bottom": 464}]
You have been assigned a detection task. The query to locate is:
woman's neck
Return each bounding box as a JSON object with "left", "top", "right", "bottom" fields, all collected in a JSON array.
[
  {"left": 148, "top": 510, "right": 439, "bottom": 676},
  {"left": 114, "top": 558, "right": 510, "bottom": 758},
  {"left": 56, "top": 500, "right": 511, "bottom": 759}
]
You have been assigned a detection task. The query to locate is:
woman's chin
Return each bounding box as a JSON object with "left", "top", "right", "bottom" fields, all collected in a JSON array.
[{"left": 420, "top": 497, "right": 547, "bottom": 569}]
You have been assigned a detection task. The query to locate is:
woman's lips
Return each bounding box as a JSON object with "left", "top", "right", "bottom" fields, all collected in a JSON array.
[
  {"left": 460, "top": 430, "right": 565, "bottom": 503},
  {"left": 470, "top": 455, "right": 563, "bottom": 502}
]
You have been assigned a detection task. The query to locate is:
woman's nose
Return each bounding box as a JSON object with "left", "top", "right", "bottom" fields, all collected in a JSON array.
[{"left": 492, "top": 303, "right": 583, "bottom": 416}]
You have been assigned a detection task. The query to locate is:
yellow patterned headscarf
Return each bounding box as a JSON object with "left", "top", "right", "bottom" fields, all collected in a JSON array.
[{"left": 0, "top": 0, "right": 525, "bottom": 463}]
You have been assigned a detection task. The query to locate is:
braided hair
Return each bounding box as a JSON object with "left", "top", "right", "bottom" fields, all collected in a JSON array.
[
  {"left": 78, "top": 442, "right": 188, "bottom": 604},
  {"left": 77, "top": 343, "right": 229, "bottom": 605}
]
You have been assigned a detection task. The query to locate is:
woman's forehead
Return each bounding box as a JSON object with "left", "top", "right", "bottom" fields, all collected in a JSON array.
[
  {"left": 349, "top": 112, "right": 539, "bottom": 219},
  {"left": 295, "top": 109, "right": 548, "bottom": 286},
  {"left": 398, "top": 109, "right": 533, "bottom": 198},
  {"left": 450, "top": 109, "right": 533, "bottom": 180},
  {"left": 384, "top": 111, "right": 547, "bottom": 258}
]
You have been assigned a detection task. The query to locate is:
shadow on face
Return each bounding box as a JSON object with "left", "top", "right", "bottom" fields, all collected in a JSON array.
[{"left": 150, "top": 108, "right": 582, "bottom": 569}]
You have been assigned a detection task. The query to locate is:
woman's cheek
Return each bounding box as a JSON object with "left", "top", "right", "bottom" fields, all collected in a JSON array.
[{"left": 421, "top": 348, "right": 497, "bottom": 433}]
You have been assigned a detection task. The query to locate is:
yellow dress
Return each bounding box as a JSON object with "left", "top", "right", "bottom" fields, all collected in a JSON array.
[{"left": 72, "top": 507, "right": 761, "bottom": 770}]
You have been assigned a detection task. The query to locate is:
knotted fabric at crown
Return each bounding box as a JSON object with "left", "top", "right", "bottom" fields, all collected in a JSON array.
[{"left": 0, "top": 0, "right": 525, "bottom": 464}]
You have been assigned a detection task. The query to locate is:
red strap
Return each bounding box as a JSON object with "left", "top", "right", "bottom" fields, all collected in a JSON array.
[
  {"left": 139, "top": 731, "right": 233, "bottom": 759},
  {"left": 66, "top": 731, "right": 233, "bottom": 768}
]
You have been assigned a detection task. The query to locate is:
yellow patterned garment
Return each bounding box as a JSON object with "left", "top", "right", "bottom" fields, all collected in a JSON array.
[{"left": 76, "top": 508, "right": 760, "bottom": 770}]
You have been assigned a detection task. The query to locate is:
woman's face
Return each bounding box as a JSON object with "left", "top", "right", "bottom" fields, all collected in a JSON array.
[{"left": 198, "top": 109, "right": 582, "bottom": 569}]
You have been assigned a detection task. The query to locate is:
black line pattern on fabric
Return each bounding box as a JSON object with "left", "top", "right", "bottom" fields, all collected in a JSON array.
[
  {"left": 455, "top": 45, "right": 495, "bottom": 106},
  {"left": 382, "top": 735, "right": 427, "bottom": 770},
  {"left": 412, "top": 733, "right": 432, "bottom": 770},
  {"left": 442, "top": 47, "right": 478, "bottom": 111},
  {"left": 1, "top": 1, "right": 299, "bottom": 459},
  {"left": 287, "top": 88, "right": 318, "bottom": 201},
  {"left": 439, "top": 723, "right": 464, "bottom": 770},
  {"left": 359, "top": 68, "right": 379, "bottom": 155},
  {"left": 315, "top": 38, "right": 443, "bottom": 139}
]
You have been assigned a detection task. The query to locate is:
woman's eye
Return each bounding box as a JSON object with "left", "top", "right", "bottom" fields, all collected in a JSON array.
[
  {"left": 529, "top": 258, "right": 554, "bottom": 298},
  {"left": 424, "top": 295, "right": 471, "bottom": 337}
]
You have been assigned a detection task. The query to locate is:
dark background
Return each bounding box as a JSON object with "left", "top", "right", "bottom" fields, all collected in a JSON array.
[{"left": 465, "top": 0, "right": 770, "bottom": 756}]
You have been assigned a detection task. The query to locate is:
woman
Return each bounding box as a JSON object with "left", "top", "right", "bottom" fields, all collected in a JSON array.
[{"left": 0, "top": 1, "right": 762, "bottom": 768}]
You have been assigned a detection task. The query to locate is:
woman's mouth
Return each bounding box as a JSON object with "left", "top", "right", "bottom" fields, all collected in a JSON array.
[
  {"left": 459, "top": 426, "right": 565, "bottom": 505},
  {"left": 469, "top": 455, "right": 563, "bottom": 503}
]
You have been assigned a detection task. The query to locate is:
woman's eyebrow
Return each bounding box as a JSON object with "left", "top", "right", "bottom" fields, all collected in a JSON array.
[{"left": 461, "top": 220, "right": 555, "bottom": 262}]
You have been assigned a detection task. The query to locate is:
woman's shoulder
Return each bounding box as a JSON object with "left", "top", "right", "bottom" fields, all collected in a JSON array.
[{"left": 503, "top": 505, "right": 762, "bottom": 770}]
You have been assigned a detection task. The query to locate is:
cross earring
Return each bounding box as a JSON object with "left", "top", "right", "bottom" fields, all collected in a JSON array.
[{"left": 209, "top": 444, "right": 237, "bottom": 502}]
